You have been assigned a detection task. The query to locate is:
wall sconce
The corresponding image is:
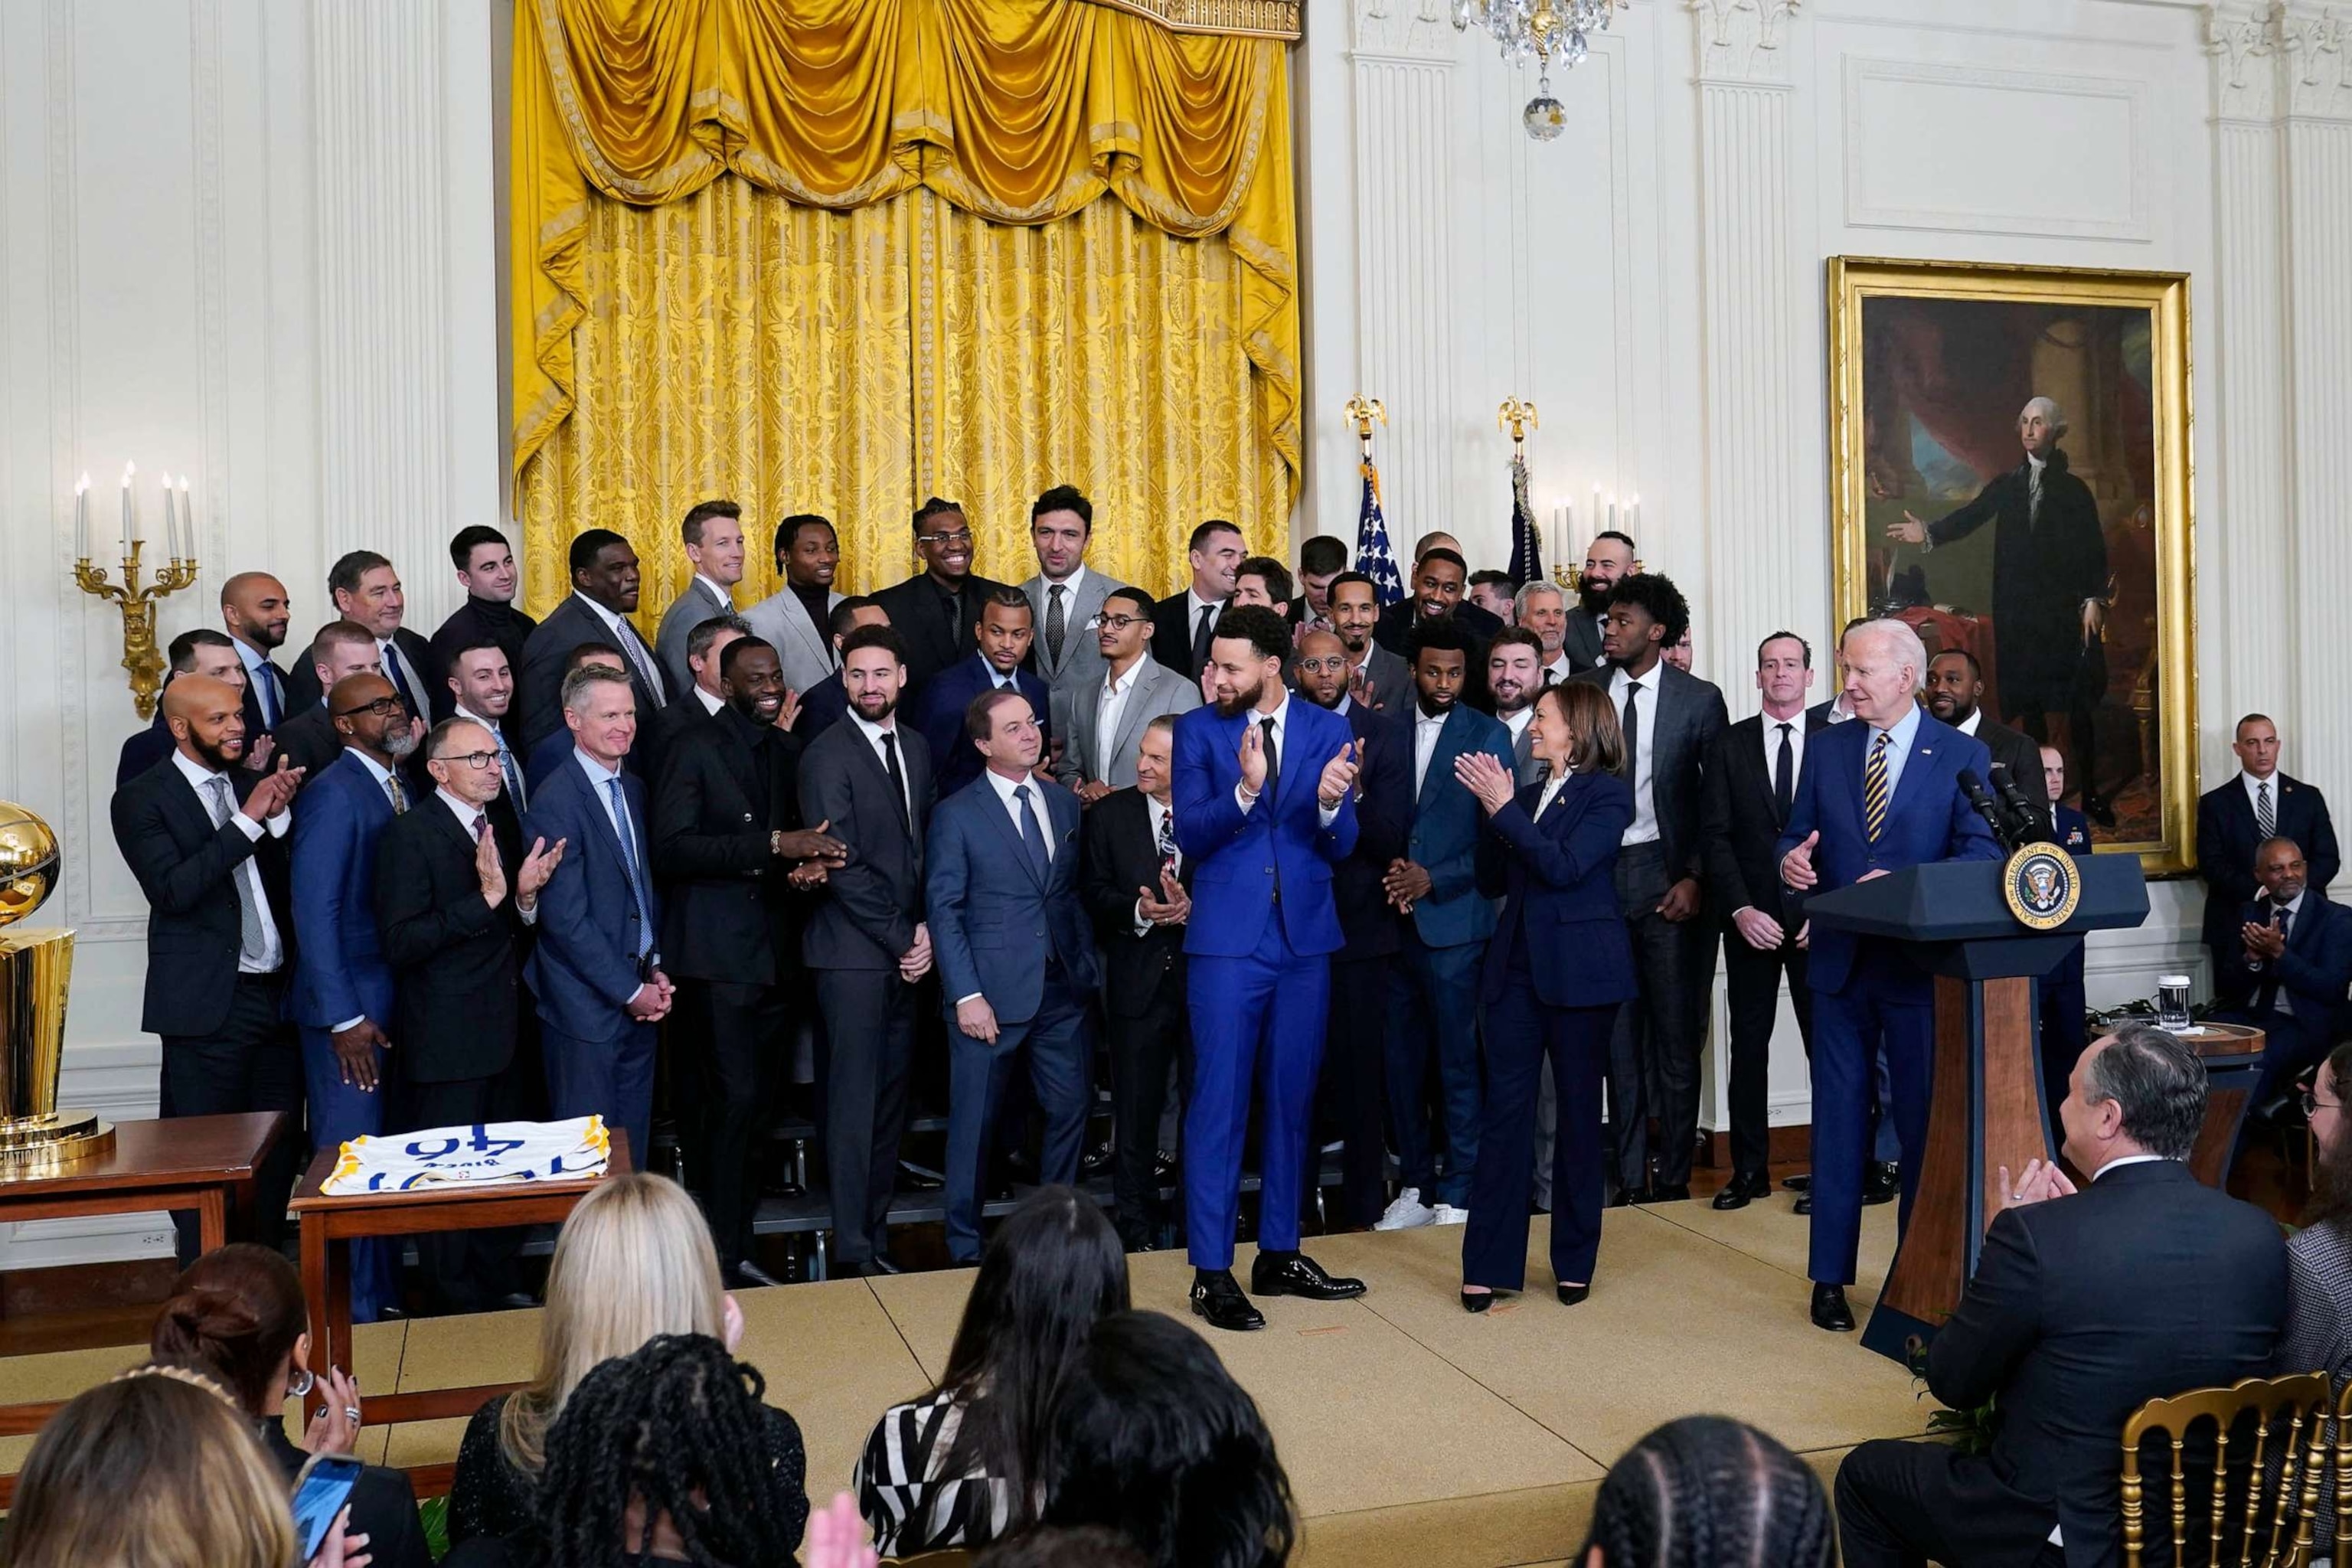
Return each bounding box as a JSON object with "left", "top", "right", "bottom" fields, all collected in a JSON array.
[{"left": 72, "top": 464, "right": 200, "bottom": 720}]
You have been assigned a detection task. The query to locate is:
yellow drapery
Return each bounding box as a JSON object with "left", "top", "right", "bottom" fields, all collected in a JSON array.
[{"left": 512, "top": 0, "right": 1298, "bottom": 609}]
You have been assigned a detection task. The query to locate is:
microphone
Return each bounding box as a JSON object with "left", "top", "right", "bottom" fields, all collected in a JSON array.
[
  {"left": 1958, "top": 768, "right": 2019, "bottom": 851},
  {"left": 1987, "top": 764, "right": 2043, "bottom": 842}
]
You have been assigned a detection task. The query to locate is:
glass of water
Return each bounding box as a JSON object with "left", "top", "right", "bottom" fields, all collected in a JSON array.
[{"left": 2156, "top": 975, "right": 2192, "bottom": 1032}]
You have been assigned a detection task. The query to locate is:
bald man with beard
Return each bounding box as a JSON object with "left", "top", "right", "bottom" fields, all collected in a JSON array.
[{"left": 220, "top": 570, "right": 295, "bottom": 740}]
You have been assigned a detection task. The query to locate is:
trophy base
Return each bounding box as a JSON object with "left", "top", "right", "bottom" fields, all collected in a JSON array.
[{"left": 0, "top": 1109, "right": 114, "bottom": 1174}]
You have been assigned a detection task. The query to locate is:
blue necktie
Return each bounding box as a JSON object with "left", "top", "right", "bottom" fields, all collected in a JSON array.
[
  {"left": 606, "top": 777, "right": 652, "bottom": 957},
  {"left": 1015, "top": 784, "right": 1050, "bottom": 881},
  {"left": 256, "top": 662, "right": 280, "bottom": 727},
  {"left": 381, "top": 641, "right": 422, "bottom": 717},
  {"left": 498, "top": 734, "right": 527, "bottom": 813}
]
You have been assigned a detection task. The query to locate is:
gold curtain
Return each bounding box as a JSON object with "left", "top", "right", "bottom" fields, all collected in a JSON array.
[{"left": 512, "top": 0, "right": 1299, "bottom": 613}]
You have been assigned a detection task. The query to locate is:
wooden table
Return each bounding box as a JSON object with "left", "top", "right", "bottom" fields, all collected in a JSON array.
[
  {"left": 286, "top": 1130, "right": 630, "bottom": 1428},
  {"left": 2180, "top": 1021, "right": 2267, "bottom": 1187}
]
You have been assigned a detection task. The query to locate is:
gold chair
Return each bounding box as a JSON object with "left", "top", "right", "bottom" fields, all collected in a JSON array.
[{"left": 2121, "top": 1371, "right": 2333, "bottom": 1568}]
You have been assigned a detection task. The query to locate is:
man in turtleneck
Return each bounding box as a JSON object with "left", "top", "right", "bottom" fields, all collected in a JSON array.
[{"left": 431, "top": 524, "right": 538, "bottom": 678}]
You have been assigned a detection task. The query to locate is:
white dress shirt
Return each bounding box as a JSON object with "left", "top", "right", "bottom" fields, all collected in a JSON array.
[
  {"left": 691, "top": 573, "right": 733, "bottom": 613},
  {"left": 1954, "top": 708, "right": 1983, "bottom": 739},
  {"left": 1534, "top": 770, "right": 1570, "bottom": 820},
  {"left": 694, "top": 685, "right": 725, "bottom": 717},
  {"left": 172, "top": 750, "right": 287, "bottom": 974},
  {"left": 2243, "top": 770, "right": 2283, "bottom": 820},
  {"left": 1233, "top": 694, "right": 1342, "bottom": 828},
  {"left": 1502, "top": 706, "right": 1535, "bottom": 747},
  {"left": 1542, "top": 652, "right": 1573, "bottom": 687},
  {"left": 1095, "top": 657, "right": 1144, "bottom": 781},
  {"left": 1413, "top": 704, "right": 1449, "bottom": 798},
  {"left": 850, "top": 711, "right": 914, "bottom": 823},
  {"left": 1761, "top": 710, "right": 1807, "bottom": 790},
  {"left": 571, "top": 591, "right": 668, "bottom": 706},
  {"left": 1185, "top": 590, "right": 1224, "bottom": 648},
  {"left": 1607, "top": 665, "right": 1661, "bottom": 845}
]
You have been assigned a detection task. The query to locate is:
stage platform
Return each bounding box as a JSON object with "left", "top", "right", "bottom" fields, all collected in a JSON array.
[{"left": 0, "top": 1195, "right": 1924, "bottom": 1567}]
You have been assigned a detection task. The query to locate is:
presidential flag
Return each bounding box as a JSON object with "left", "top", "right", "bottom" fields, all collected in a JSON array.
[
  {"left": 1355, "top": 457, "right": 1405, "bottom": 606},
  {"left": 1506, "top": 450, "right": 1544, "bottom": 586}
]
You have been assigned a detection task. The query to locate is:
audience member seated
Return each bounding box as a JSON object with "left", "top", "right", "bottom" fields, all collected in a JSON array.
[
  {"left": 449, "top": 1172, "right": 775, "bottom": 1548},
  {"left": 443, "top": 1333, "right": 808, "bottom": 1568},
  {"left": 2210, "top": 833, "right": 2352, "bottom": 1117},
  {"left": 1035, "top": 1308, "right": 1293, "bottom": 1568},
  {"left": 1834, "top": 1023, "right": 2288, "bottom": 1568},
  {"left": 2282, "top": 1039, "right": 2352, "bottom": 1390},
  {"left": 148, "top": 1243, "right": 430, "bottom": 1568},
  {"left": 856, "top": 1186, "right": 1129, "bottom": 1557},
  {"left": 1576, "top": 1416, "right": 1831, "bottom": 1568},
  {"left": 2, "top": 1364, "right": 364, "bottom": 1568},
  {"left": 977, "top": 1527, "right": 1150, "bottom": 1568}
]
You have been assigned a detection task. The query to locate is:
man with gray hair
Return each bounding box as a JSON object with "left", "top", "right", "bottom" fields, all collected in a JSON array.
[
  {"left": 1513, "top": 579, "right": 1575, "bottom": 688},
  {"left": 1834, "top": 1022, "right": 2287, "bottom": 1568},
  {"left": 1885, "top": 394, "right": 2114, "bottom": 825}
]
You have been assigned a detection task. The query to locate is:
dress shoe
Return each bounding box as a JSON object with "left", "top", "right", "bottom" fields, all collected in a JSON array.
[
  {"left": 1460, "top": 1288, "right": 1494, "bottom": 1314},
  {"left": 868, "top": 1254, "right": 903, "bottom": 1276},
  {"left": 1557, "top": 1282, "right": 1590, "bottom": 1307},
  {"left": 495, "top": 1292, "right": 539, "bottom": 1312},
  {"left": 1645, "top": 1182, "right": 1691, "bottom": 1204},
  {"left": 1603, "top": 1187, "right": 1634, "bottom": 1209},
  {"left": 1792, "top": 1193, "right": 1814, "bottom": 1215},
  {"left": 1152, "top": 1150, "right": 1179, "bottom": 1184},
  {"left": 1782, "top": 1172, "right": 1811, "bottom": 1192},
  {"left": 1811, "top": 1282, "right": 1855, "bottom": 1332},
  {"left": 1862, "top": 1161, "right": 1900, "bottom": 1206},
  {"left": 1710, "top": 1171, "right": 1771, "bottom": 1211},
  {"left": 1250, "top": 1250, "right": 1367, "bottom": 1301},
  {"left": 727, "top": 1259, "right": 784, "bottom": 1289},
  {"left": 1191, "top": 1270, "right": 1266, "bottom": 1331},
  {"left": 897, "top": 1159, "right": 945, "bottom": 1193},
  {"left": 1082, "top": 1139, "right": 1115, "bottom": 1178}
]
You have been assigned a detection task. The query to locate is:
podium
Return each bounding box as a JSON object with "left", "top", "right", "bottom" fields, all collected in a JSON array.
[{"left": 1804, "top": 854, "right": 2149, "bottom": 1362}]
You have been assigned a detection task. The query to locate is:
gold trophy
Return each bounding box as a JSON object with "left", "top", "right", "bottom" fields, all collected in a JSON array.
[{"left": 0, "top": 802, "right": 111, "bottom": 1168}]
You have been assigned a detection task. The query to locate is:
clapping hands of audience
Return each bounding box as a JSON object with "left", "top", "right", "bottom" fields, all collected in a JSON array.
[
  {"left": 1317, "top": 738, "right": 1363, "bottom": 808},
  {"left": 301, "top": 1365, "right": 364, "bottom": 1456},
  {"left": 1996, "top": 1157, "right": 2077, "bottom": 1210},
  {"left": 1453, "top": 750, "right": 1514, "bottom": 815},
  {"left": 240, "top": 756, "right": 305, "bottom": 822},
  {"left": 517, "top": 835, "right": 565, "bottom": 903},
  {"left": 1138, "top": 866, "right": 1190, "bottom": 926}
]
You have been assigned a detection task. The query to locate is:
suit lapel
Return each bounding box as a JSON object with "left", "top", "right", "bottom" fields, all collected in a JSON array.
[
  {"left": 977, "top": 779, "right": 1047, "bottom": 890},
  {"left": 1885, "top": 721, "right": 1941, "bottom": 827}
]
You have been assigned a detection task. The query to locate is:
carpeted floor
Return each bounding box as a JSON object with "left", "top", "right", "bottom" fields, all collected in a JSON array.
[{"left": 0, "top": 1191, "right": 1922, "bottom": 1566}]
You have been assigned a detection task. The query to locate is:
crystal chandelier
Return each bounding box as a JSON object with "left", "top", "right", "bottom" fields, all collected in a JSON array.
[{"left": 1452, "top": 0, "right": 1622, "bottom": 142}]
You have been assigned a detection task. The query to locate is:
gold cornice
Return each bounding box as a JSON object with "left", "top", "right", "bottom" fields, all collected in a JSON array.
[{"left": 1089, "top": 0, "right": 1302, "bottom": 41}]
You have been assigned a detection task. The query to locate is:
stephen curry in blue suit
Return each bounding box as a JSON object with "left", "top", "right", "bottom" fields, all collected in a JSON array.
[
  {"left": 908, "top": 588, "right": 1053, "bottom": 801},
  {"left": 289, "top": 671, "right": 413, "bottom": 1322},
  {"left": 1778, "top": 618, "right": 1999, "bottom": 1333},
  {"left": 1172, "top": 605, "right": 1367, "bottom": 1331},
  {"left": 521, "top": 665, "right": 669, "bottom": 1168},
  {"left": 926, "top": 687, "right": 1100, "bottom": 1263}
]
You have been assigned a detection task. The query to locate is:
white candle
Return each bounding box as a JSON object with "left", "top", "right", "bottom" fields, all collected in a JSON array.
[
  {"left": 74, "top": 474, "right": 89, "bottom": 560},
  {"left": 178, "top": 476, "right": 194, "bottom": 560},
  {"left": 120, "top": 462, "right": 135, "bottom": 561},
  {"left": 1591, "top": 485, "right": 1602, "bottom": 540},
  {"left": 1550, "top": 505, "right": 1566, "bottom": 568},
  {"left": 1630, "top": 492, "right": 1642, "bottom": 539},
  {"left": 1608, "top": 493, "right": 1618, "bottom": 536},
  {"left": 161, "top": 478, "right": 178, "bottom": 561}
]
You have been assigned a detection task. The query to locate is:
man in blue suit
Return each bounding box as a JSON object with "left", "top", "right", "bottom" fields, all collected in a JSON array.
[
  {"left": 2213, "top": 834, "right": 2352, "bottom": 1116},
  {"left": 910, "top": 588, "right": 1051, "bottom": 800},
  {"left": 289, "top": 671, "right": 415, "bottom": 1321},
  {"left": 1778, "top": 618, "right": 2000, "bottom": 1331},
  {"left": 1174, "top": 604, "right": 1367, "bottom": 1331},
  {"left": 927, "top": 689, "right": 1100, "bottom": 1263},
  {"left": 1374, "top": 621, "right": 1514, "bottom": 1229},
  {"left": 522, "top": 640, "right": 624, "bottom": 793},
  {"left": 522, "top": 665, "right": 671, "bottom": 1168}
]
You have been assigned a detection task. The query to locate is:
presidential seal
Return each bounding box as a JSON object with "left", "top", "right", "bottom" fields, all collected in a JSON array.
[{"left": 2002, "top": 841, "right": 2081, "bottom": 931}]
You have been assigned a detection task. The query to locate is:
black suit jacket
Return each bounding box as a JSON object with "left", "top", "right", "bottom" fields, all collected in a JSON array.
[
  {"left": 1080, "top": 786, "right": 1191, "bottom": 1017},
  {"left": 1567, "top": 662, "right": 1730, "bottom": 885},
  {"left": 2212, "top": 889, "right": 2352, "bottom": 1019},
  {"left": 515, "top": 595, "right": 668, "bottom": 751},
  {"left": 1150, "top": 590, "right": 1221, "bottom": 681},
  {"left": 1561, "top": 606, "right": 1606, "bottom": 672},
  {"left": 1924, "top": 1160, "right": 2285, "bottom": 1568},
  {"left": 283, "top": 626, "right": 446, "bottom": 724},
  {"left": 237, "top": 650, "right": 289, "bottom": 744},
  {"left": 645, "top": 691, "right": 723, "bottom": 761},
  {"left": 109, "top": 757, "right": 295, "bottom": 1037},
  {"left": 2198, "top": 774, "right": 2341, "bottom": 956},
  {"left": 372, "top": 795, "right": 527, "bottom": 1083},
  {"left": 869, "top": 571, "right": 1011, "bottom": 695},
  {"left": 117, "top": 711, "right": 176, "bottom": 787},
  {"left": 273, "top": 703, "right": 343, "bottom": 783},
  {"left": 1701, "top": 713, "right": 1806, "bottom": 933},
  {"left": 1336, "top": 703, "right": 1410, "bottom": 962},
  {"left": 1371, "top": 599, "right": 1504, "bottom": 657},
  {"left": 798, "top": 719, "right": 935, "bottom": 971},
  {"left": 652, "top": 704, "right": 810, "bottom": 986},
  {"left": 1966, "top": 714, "right": 2053, "bottom": 841},
  {"left": 797, "top": 671, "right": 849, "bottom": 740}
]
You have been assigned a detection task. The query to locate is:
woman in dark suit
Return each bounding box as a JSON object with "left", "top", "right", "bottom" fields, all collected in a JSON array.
[{"left": 1453, "top": 681, "right": 1635, "bottom": 1312}]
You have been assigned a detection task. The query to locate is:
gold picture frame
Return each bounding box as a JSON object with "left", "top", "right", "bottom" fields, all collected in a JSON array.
[{"left": 1828, "top": 256, "right": 2196, "bottom": 876}]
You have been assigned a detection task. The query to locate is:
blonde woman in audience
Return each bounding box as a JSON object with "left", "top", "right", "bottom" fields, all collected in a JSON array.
[
  {"left": 2, "top": 1366, "right": 368, "bottom": 1568},
  {"left": 447, "top": 1171, "right": 766, "bottom": 1547}
]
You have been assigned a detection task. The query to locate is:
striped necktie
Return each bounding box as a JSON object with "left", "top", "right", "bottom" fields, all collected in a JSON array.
[{"left": 1864, "top": 730, "right": 1892, "bottom": 842}]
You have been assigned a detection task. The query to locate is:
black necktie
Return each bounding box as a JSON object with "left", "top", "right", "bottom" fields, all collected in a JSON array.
[
  {"left": 1191, "top": 605, "right": 1217, "bottom": 674},
  {"left": 1046, "top": 585, "right": 1067, "bottom": 667},
  {"left": 1622, "top": 679, "right": 1643, "bottom": 783},
  {"left": 879, "top": 730, "right": 910, "bottom": 835},
  {"left": 943, "top": 590, "right": 962, "bottom": 652},
  {"left": 1773, "top": 721, "right": 1795, "bottom": 823},
  {"left": 1259, "top": 714, "right": 1280, "bottom": 799}
]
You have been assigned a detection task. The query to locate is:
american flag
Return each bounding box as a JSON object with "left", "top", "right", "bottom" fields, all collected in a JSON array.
[
  {"left": 1355, "top": 457, "right": 1404, "bottom": 606},
  {"left": 1506, "top": 450, "right": 1544, "bottom": 586}
]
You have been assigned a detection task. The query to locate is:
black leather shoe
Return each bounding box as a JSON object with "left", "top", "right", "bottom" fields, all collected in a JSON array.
[
  {"left": 1250, "top": 1251, "right": 1367, "bottom": 1302},
  {"left": 1082, "top": 1139, "right": 1115, "bottom": 1178},
  {"left": 727, "top": 1259, "right": 784, "bottom": 1289},
  {"left": 495, "top": 1292, "right": 539, "bottom": 1312},
  {"left": 1460, "top": 1288, "right": 1494, "bottom": 1314},
  {"left": 1152, "top": 1150, "right": 1179, "bottom": 1185},
  {"left": 1782, "top": 1172, "right": 1811, "bottom": 1192},
  {"left": 1711, "top": 1171, "right": 1770, "bottom": 1210},
  {"left": 1645, "top": 1181, "right": 1692, "bottom": 1204},
  {"left": 1603, "top": 1187, "right": 1633, "bottom": 1209},
  {"left": 1811, "top": 1283, "right": 1854, "bottom": 1332},
  {"left": 1191, "top": 1270, "right": 1266, "bottom": 1331},
  {"left": 1862, "top": 1161, "right": 1900, "bottom": 1206},
  {"left": 1792, "top": 1193, "right": 1814, "bottom": 1215},
  {"left": 1557, "top": 1282, "right": 1590, "bottom": 1306}
]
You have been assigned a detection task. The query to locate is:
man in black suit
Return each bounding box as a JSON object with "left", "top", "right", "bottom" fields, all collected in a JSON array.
[
  {"left": 430, "top": 525, "right": 537, "bottom": 678},
  {"left": 1150, "top": 519, "right": 1245, "bottom": 681},
  {"left": 108, "top": 675, "right": 306, "bottom": 1261},
  {"left": 870, "top": 497, "right": 1011, "bottom": 696},
  {"left": 275, "top": 620, "right": 397, "bottom": 782},
  {"left": 798, "top": 624, "right": 937, "bottom": 1276},
  {"left": 1326, "top": 570, "right": 1407, "bottom": 714},
  {"left": 117, "top": 632, "right": 255, "bottom": 786},
  {"left": 797, "top": 597, "right": 887, "bottom": 741},
  {"left": 281, "top": 551, "right": 446, "bottom": 724},
  {"left": 373, "top": 715, "right": 563, "bottom": 1312},
  {"left": 1924, "top": 649, "right": 2051, "bottom": 839},
  {"left": 220, "top": 570, "right": 294, "bottom": 743},
  {"left": 1371, "top": 547, "right": 1504, "bottom": 656},
  {"left": 1700, "top": 631, "right": 1819, "bottom": 1210},
  {"left": 2197, "top": 713, "right": 2341, "bottom": 977},
  {"left": 516, "top": 529, "right": 672, "bottom": 752},
  {"left": 644, "top": 613, "right": 750, "bottom": 760},
  {"left": 1835, "top": 1023, "right": 2287, "bottom": 1568},
  {"left": 443, "top": 638, "right": 534, "bottom": 818},
  {"left": 1563, "top": 531, "right": 1636, "bottom": 673},
  {"left": 1293, "top": 629, "right": 1411, "bottom": 1228},
  {"left": 1570, "top": 572, "right": 1729, "bottom": 1203},
  {"left": 653, "top": 637, "right": 848, "bottom": 1286},
  {"left": 1081, "top": 715, "right": 1194, "bottom": 1250},
  {"left": 2212, "top": 835, "right": 2352, "bottom": 1112}
]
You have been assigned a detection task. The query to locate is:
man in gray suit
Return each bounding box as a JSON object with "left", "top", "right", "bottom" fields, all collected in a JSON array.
[
  {"left": 1563, "top": 530, "right": 1637, "bottom": 673},
  {"left": 1019, "top": 486, "right": 1126, "bottom": 737},
  {"left": 652, "top": 500, "right": 746, "bottom": 699},
  {"left": 1328, "top": 571, "right": 1409, "bottom": 714},
  {"left": 1486, "top": 626, "right": 1550, "bottom": 786},
  {"left": 1056, "top": 585, "right": 1200, "bottom": 799},
  {"left": 743, "top": 513, "right": 846, "bottom": 697}
]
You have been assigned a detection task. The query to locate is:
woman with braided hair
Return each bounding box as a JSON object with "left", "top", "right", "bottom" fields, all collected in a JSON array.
[{"left": 1576, "top": 1416, "right": 1833, "bottom": 1568}]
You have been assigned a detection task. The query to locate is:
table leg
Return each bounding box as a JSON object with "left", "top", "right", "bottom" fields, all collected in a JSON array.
[
  {"left": 325, "top": 1234, "right": 354, "bottom": 1385},
  {"left": 196, "top": 1188, "right": 228, "bottom": 1256},
  {"left": 300, "top": 1214, "right": 331, "bottom": 1426}
]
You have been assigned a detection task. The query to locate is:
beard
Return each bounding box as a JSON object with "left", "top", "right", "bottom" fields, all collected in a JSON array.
[
  {"left": 1212, "top": 675, "right": 1266, "bottom": 719},
  {"left": 851, "top": 691, "right": 897, "bottom": 723},
  {"left": 383, "top": 724, "right": 420, "bottom": 760},
  {"left": 1578, "top": 581, "right": 1612, "bottom": 616},
  {"left": 189, "top": 732, "right": 244, "bottom": 772}
]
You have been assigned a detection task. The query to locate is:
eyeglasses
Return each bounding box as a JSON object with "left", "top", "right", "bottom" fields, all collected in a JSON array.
[
  {"left": 918, "top": 529, "right": 974, "bottom": 547},
  {"left": 1296, "top": 655, "right": 1349, "bottom": 675},
  {"left": 2303, "top": 1089, "right": 2343, "bottom": 1116},
  {"left": 434, "top": 750, "right": 498, "bottom": 771},
  {"left": 334, "top": 697, "right": 407, "bottom": 720},
  {"left": 1088, "top": 614, "right": 1148, "bottom": 632}
]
